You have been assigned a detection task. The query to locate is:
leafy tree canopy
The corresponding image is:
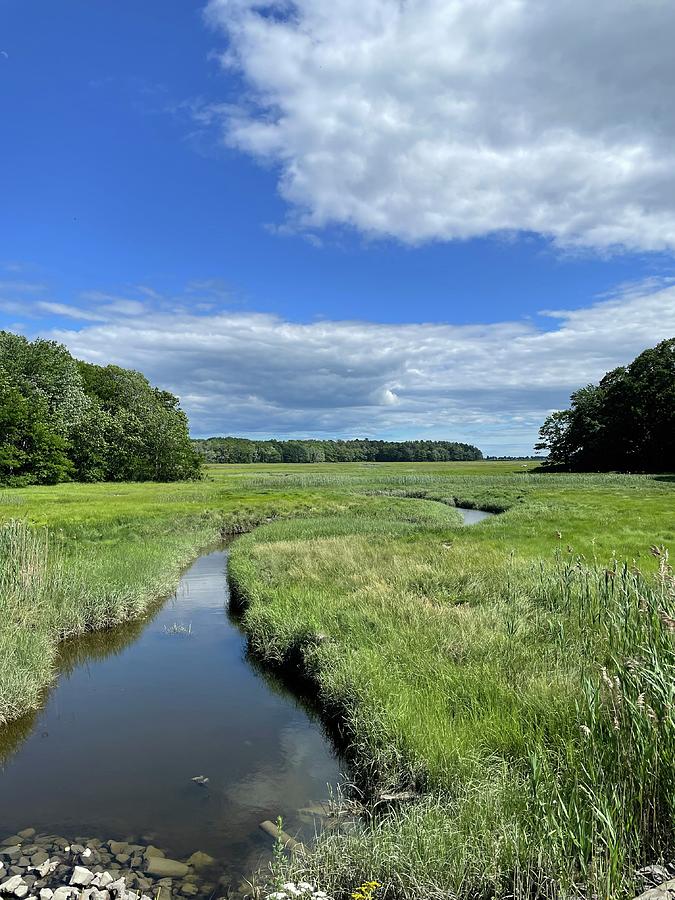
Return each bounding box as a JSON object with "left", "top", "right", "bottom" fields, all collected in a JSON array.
[
  {"left": 536, "top": 338, "right": 675, "bottom": 472},
  {"left": 0, "top": 331, "right": 201, "bottom": 485}
]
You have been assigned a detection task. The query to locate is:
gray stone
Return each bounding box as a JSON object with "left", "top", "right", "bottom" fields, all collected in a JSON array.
[
  {"left": 639, "top": 867, "right": 672, "bottom": 888},
  {"left": 1, "top": 841, "right": 22, "bottom": 849},
  {"left": 17, "top": 862, "right": 29, "bottom": 870},
  {"left": 107, "top": 879, "right": 126, "bottom": 895},
  {"left": 144, "top": 860, "right": 188, "bottom": 879},
  {"left": 91, "top": 874, "right": 113, "bottom": 889},
  {"left": 35, "top": 861, "right": 58, "bottom": 879},
  {"left": 186, "top": 853, "right": 214, "bottom": 870},
  {"left": 1, "top": 876, "right": 25, "bottom": 894},
  {"left": 82, "top": 890, "right": 110, "bottom": 900},
  {"left": 70, "top": 867, "right": 95, "bottom": 887},
  {"left": 2, "top": 849, "right": 21, "bottom": 860},
  {"left": 39, "top": 890, "right": 53, "bottom": 900},
  {"left": 115, "top": 858, "right": 129, "bottom": 867},
  {"left": 29, "top": 854, "right": 48, "bottom": 869},
  {"left": 142, "top": 849, "right": 163, "bottom": 862},
  {"left": 179, "top": 885, "right": 197, "bottom": 897},
  {"left": 51, "top": 889, "right": 78, "bottom": 900},
  {"left": 635, "top": 880, "right": 675, "bottom": 900},
  {"left": 14, "top": 888, "right": 28, "bottom": 899},
  {"left": 129, "top": 859, "right": 142, "bottom": 871},
  {"left": 107, "top": 845, "right": 128, "bottom": 858}
]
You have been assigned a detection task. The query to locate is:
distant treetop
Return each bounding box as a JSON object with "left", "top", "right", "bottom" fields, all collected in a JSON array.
[{"left": 192, "top": 437, "right": 483, "bottom": 464}]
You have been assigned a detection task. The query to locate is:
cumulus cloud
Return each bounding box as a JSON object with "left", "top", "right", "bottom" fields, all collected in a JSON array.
[
  {"left": 204, "top": 0, "right": 675, "bottom": 252},
  {"left": 46, "top": 280, "right": 675, "bottom": 455}
]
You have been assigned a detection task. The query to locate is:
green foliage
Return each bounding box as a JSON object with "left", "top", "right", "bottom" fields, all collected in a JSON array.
[
  {"left": 193, "top": 436, "right": 483, "bottom": 464},
  {"left": 537, "top": 338, "right": 675, "bottom": 472},
  {"left": 0, "top": 331, "right": 201, "bottom": 485}
]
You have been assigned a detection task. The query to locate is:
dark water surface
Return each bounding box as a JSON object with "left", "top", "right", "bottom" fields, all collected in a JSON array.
[{"left": 0, "top": 549, "right": 342, "bottom": 881}]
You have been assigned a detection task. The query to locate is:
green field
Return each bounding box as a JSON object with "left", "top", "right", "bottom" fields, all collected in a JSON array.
[{"left": 1, "top": 461, "right": 674, "bottom": 899}]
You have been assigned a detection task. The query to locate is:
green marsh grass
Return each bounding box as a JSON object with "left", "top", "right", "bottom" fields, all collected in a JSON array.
[{"left": 0, "top": 464, "right": 673, "bottom": 897}]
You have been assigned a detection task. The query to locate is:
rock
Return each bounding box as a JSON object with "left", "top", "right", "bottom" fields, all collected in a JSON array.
[
  {"left": 91, "top": 874, "right": 113, "bottom": 889},
  {"left": 82, "top": 891, "right": 110, "bottom": 900},
  {"left": 186, "top": 853, "right": 214, "bottom": 870},
  {"left": 635, "top": 880, "right": 675, "bottom": 900},
  {"left": 144, "top": 860, "right": 188, "bottom": 879},
  {"left": 1, "top": 876, "right": 25, "bottom": 895},
  {"left": 15, "top": 837, "right": 33, "bottom": 845},
  {"left": 35, "top": 861, "right": 58, "bottom": 879},
  {"left": 39, "top": 890, "right": 53, "bottom": 900},
  {"left": 179, "top": 885, "right": 197, "bottom": 896},
  {"left": 142, "top": 849, "right": 164, "bottom": 861},
  {"left": 1, "top": 841, "right": 22, "bottom": 849},
  {"left": 107, "top": 879, "right": 126, "bottom": 895},
  {"left": 30, "top": 854, "right": 48, "bottom": 869},
  {"left": 639, "top": 867, "right": 672, "bottom": 888},
  {"left": 2, "top": 849, "right": 21, "bottom": 860},
  {"left": 70, "top": 867, "right": 95, "bottom": 887},
  {"left": 115, "top": 857, "right": 129, "bottom": 867},
  {"left": 107, "top": 845, "right": 128, "bottom": 858},
  {"left": 51, "top": 889, "right": 78, "bottom": 900},
  {"left": 14, "top": 888, "right": 28, "bottom": 899}
]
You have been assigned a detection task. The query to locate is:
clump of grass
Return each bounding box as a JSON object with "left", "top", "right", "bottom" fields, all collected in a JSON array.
[
  {"left": 231, "top": 513, "right": 675, "bottom": 899},
  {"left": 0, "top": 520, "right": 64, "bottom": 722}
]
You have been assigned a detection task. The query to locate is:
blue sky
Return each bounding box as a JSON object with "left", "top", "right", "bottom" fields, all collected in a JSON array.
[{"left": 2, "top": 0, "right": 675, "bottom": 453}]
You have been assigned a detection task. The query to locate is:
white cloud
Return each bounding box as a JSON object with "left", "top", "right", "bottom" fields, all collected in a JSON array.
[
  {"left": 36, "top": 301, "right": 105, "bottom": 321},
  {"left": 204, "top": 0, "right": 675, "bottom": 252},
  {"left": 46, "top": 280, "right": 675, "bottom": 455}
]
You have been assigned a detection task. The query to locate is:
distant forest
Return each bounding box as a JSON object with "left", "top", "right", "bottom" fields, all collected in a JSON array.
[
  {"left": 536, "top": 337, "right": 674, "bottom": 472},
  {"left": 193, "top": 437, "right": 483, "bottom": 464},
  {"left": 0, "top": 332, "right": 201, "bottom": 485}
]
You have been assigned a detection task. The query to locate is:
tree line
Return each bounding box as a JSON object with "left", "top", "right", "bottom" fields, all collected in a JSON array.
[
  {"left": 536, "top": 338, "right": 674, "bottom": 472},
  {"left": 193, "top": 437, "right": 483, "bottom": 464},
  {"left": 0, "top": 331, "right": 201, "bottom": 485}
]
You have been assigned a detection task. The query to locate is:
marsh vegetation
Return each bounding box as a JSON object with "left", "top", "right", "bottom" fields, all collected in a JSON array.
[{"left": 0, "top": 462, "right": 673, "bottom": 899}]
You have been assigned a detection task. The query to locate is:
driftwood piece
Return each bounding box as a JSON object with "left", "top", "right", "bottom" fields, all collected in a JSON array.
[{"left": 259, "top": 820, "right": 304, "bottom": 853}]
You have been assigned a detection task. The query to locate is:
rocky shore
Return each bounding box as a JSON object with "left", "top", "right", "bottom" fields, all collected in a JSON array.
[
  {"left": 0, "top": 831, "right": 333, "bottom": 900},
  {"left": 0, "top": 830, "right": 224, "bottom": 900}
]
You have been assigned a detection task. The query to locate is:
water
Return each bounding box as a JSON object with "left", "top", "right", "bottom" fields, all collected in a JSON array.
[
  {"left": 457, "top": 507, "right": 495, "bottom": 525},
  {"left": 0, "top": 549, "right": 342, "bottom": 883}
]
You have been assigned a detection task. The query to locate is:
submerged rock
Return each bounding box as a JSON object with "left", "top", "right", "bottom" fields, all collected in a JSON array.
[
  {"left": 144, "top": 859, "right": 188, "bottom": 879},
  {"left": 185, "top": 854, "right": 213, "bottom": 870}
]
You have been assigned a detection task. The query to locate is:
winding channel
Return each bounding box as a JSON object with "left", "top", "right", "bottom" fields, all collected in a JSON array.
[{"left": 0, "top": 507, "right": 492, "bottom": 883}]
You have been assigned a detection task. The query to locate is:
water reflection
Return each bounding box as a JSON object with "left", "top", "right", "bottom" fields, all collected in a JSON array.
[{"left": 0, "top": 549, "right": 342, "bottom": 884}]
